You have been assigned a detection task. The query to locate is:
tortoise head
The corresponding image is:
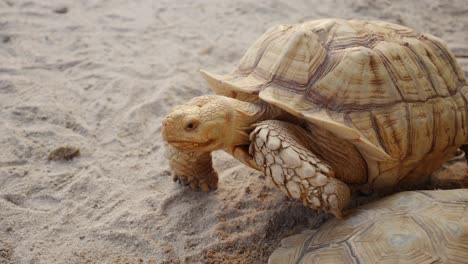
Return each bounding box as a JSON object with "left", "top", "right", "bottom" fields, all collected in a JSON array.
[{"left": 162, "top": 95, "right": 241, "bottom": 152}]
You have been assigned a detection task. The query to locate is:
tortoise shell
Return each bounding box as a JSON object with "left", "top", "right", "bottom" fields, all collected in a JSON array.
[
  {"left": 269, "top": 189, "right": 468, "bottom": 264},
  {"left": 201, "top": 19, "right": 468, "bottom": 189}
]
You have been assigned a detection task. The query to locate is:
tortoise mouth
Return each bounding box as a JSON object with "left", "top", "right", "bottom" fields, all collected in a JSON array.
[{"left": 168, "top": 139, "right": 216, "bottom": 150}]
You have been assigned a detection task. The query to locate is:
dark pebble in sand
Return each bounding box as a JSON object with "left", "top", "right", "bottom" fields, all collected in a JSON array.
[
  {"left": 48, "top": 146, "right": 80, "bottom": 161},
  {"left": 2, "top": 35, "right": 10, "bottom": 43},
  {"left": 53, "top": 6, "right": 68, "bottom": 14}
]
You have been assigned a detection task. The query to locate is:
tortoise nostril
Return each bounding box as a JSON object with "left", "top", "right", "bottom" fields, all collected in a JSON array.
[{"left": 162, "top": 118, "right": 173, "bottom": 128}]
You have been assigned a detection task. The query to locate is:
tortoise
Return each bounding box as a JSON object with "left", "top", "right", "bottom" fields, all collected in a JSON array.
[
  {"left": 269, "top": 188, "right": 468, "bottom": 263},
  {"left": 162, "top": 18, "right": 468, "bottom": 218}
]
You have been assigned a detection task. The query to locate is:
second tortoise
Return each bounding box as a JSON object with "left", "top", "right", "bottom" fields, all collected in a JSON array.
[{"left": 269, "top": 189, "right": 468, "bottom": 264}]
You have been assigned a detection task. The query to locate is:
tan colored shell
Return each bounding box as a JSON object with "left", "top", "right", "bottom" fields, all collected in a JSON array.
[
  {"left": 269, "top": 189, "right": 468, "bottom": 264},
  {"left": 201, "top": 19, "right": 468, "bottom": 189}
]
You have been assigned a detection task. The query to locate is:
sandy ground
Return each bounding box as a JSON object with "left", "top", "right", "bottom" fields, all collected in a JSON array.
[{"left": 0, "top": 0, "right": 467, "bottom": 263}]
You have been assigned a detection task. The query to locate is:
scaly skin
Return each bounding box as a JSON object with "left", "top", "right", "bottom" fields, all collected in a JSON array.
[
  {"left": 250, "top": 120, "right": 350, "bottom": 218},
  {"left": 165, "top": 144, "right": 218, "bottom": 191}
]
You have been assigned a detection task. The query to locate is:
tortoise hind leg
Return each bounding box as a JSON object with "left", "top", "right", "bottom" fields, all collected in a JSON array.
[
  {"left": 430, "top": 145, "right": 468, "bottom": 189},
  {"left": 249, "top": 120, "right": 350, "bottom": 218},
  {"left": 460, "top": 144, "right": 468, "bottom": 165}
]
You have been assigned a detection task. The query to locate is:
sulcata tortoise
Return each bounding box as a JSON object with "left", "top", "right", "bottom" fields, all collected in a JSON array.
[
  {"left": 162, "top": 18, "right": 468, "bottom": 218},
  {"left": 269, "top": 189, "right": 468, "bottom": 264}
]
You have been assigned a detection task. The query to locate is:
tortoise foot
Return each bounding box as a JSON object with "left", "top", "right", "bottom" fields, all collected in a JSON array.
[{"left": 173, "top": 170, "right": 218, "bottom": 192}]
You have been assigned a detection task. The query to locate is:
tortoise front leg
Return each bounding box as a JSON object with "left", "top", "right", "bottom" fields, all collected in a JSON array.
[
  {"left": 250, "top": 120, "right": 350, "bottom": 218},
  {"left": 165, "top": 144, "right": 218, "bottom": 191}
]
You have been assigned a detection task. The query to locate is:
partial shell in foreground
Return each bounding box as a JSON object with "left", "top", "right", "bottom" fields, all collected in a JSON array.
[{"left": 269, "top": 189, "right": 468, "bottom": 264}]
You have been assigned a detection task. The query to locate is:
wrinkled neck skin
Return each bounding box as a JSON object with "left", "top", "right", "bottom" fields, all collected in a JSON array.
[
  {"left": 223, "top": 98, "right": 285, "bottom": 169},
  {"left": 226, "top": 98, "right": 285, "bottom": 146}
]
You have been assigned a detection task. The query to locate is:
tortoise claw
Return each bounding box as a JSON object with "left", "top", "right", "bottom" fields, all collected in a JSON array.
[
  {"left": 172, "top": 171, "right": 218, "bottom": 192},
  {"left": 190, "top": 181, "right": 198, "bottom": 190},
  {"left": 200, "top": 182, "right": 211, "bottom": 192}
]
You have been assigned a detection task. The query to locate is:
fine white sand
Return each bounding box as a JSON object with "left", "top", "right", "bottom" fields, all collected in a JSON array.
[{"left": 0, "top": 0, "right": 467, "bottom": 263}]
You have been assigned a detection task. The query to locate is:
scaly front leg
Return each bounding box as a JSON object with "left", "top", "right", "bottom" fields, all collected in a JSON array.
[
  {"left": 165, "top": 144, "right": 218, "bottom": 191},
  {"left": 250, "top": 120, "right": 351, "bottom": 218}
]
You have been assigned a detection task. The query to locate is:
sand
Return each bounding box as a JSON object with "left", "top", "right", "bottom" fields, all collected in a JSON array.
[{"left": 0, "top": 0, "right": 467, "bottom": 263}]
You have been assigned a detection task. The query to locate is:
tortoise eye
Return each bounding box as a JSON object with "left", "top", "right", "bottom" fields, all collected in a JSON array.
[{"left": 184, "top": 120, "right": 199, "bottom": 131}]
